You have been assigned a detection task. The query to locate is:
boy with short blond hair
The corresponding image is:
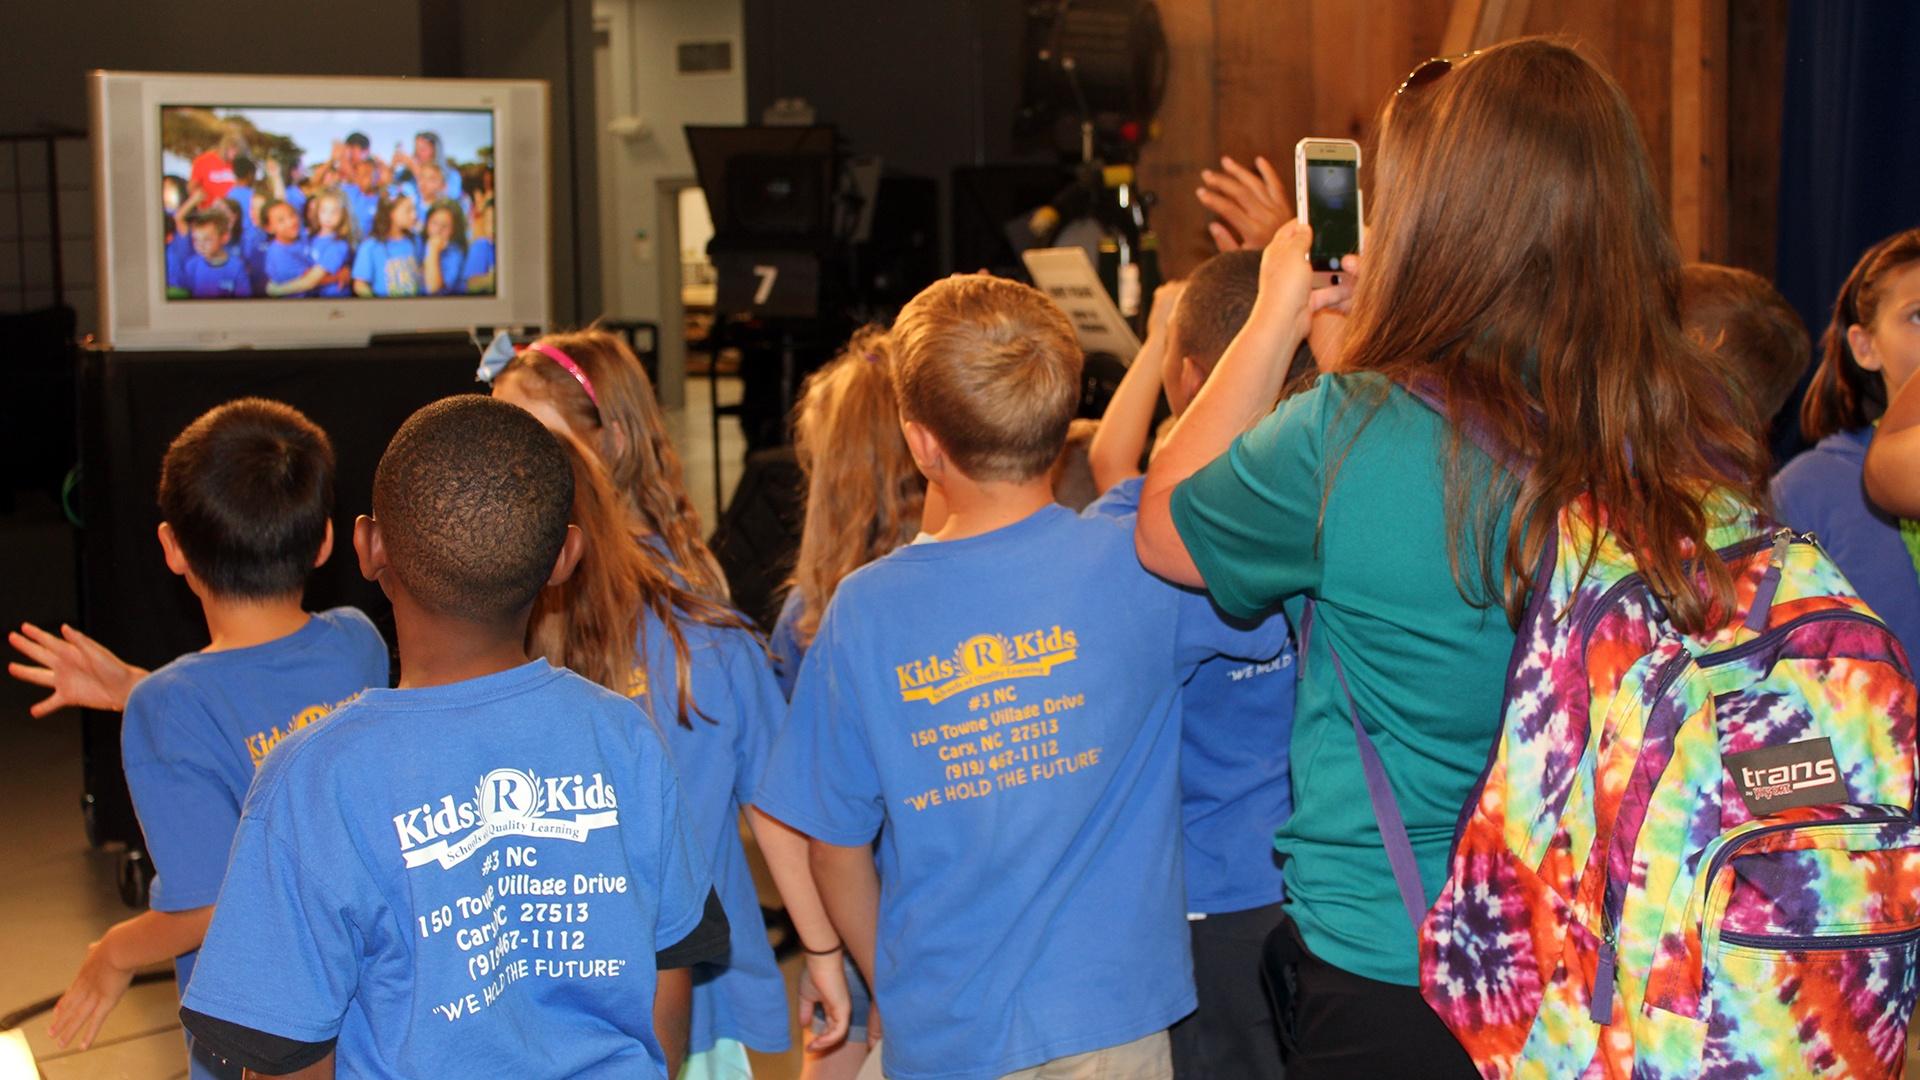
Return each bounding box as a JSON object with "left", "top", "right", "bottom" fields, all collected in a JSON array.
[{"left": 756, "top": 275, "right": 1287, "bottom": 1080}]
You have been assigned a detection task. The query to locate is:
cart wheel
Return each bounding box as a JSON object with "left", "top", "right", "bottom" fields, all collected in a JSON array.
[
  {"left": 117, "top": 848, "right": 153, "bottom": 909},
  {"left": 81, "top": 792, "right": 101, "bottom": 849}
]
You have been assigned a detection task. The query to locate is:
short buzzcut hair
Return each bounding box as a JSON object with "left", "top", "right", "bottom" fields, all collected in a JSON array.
[
  {"left": 1680, "top": 263, "right": 1812, "bottom": 426},
  {"left": 1171, "top": 250, "right": 1261, "bottom": 372},
  {"left": 158, "top": 398, "right": 335, "bottom": 599},
  {"left": 892, "top": 275, "right": 1082, "bottom": 482},
  {"left": 372, "top": 395, "right": 573, "bottom": 621}
]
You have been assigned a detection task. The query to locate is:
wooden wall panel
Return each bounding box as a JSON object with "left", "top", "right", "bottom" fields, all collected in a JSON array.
[
  {"left": 1137, "top": 0, "right": 1785, "bottom": 276},
  {"left": 1137, "top": 0, "right": 1220, "bottom": 277}
]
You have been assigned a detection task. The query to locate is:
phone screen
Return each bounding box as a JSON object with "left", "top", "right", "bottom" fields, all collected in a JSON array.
[{"left": 1305, "top": 158, "right": 1360, "bottom": 271}]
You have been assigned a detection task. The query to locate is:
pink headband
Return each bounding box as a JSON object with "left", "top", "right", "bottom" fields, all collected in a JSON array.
[{"left": 529, "top": 342, "right": 600, "bottom": 410}]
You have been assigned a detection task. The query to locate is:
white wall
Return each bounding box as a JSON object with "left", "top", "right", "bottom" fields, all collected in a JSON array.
[{"left": 593, "top": 0, "right": 744, "bottom": 406}]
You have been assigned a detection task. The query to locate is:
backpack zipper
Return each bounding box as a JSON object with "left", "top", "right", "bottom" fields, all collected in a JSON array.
[
  {"left": 1590, "top": 641, "right": 1695, "bottom": 1021},
  {"left": 1718, "top": 926, "right": 1920, "bottom": 952},
  {"left": 1572, "top": 530, "right": 1787, "bottom": 646},
  {"left": 1697, "top": 607, "right": 1907, "bottom": 675},
  {"left": 1699, "top": 809, "right": 1910, "bottom": 894}
]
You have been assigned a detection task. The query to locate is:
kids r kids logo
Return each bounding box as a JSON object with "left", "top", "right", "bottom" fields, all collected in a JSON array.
[
  {"left": 245, "top": 692, "right": 362, "bottom": 768},
  {"left": 392, "top": 769, "right": 620, "bottom": 871},
  {"left": 894, "top": 625, "right": 1079, "bottom": 706}
]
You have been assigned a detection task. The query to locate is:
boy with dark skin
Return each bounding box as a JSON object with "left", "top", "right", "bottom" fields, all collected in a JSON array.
[{"left": 181, "top": 397, "right": 723, "bottom": 1079}]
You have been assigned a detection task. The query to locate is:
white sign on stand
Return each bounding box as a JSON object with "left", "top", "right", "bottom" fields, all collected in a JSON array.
[{"left": 1021, "top": 247, "right": 1142, "bottom": 363}]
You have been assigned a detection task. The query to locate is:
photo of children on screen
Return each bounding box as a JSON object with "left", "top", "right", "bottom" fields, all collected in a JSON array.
[{"left": 160, "top": 107, "right": 497, "bottom": 300}]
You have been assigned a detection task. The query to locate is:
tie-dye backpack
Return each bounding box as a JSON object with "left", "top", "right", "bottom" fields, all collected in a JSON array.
[{"left": 1405, "top": 501, "right": 1920, "bottom": 1078}]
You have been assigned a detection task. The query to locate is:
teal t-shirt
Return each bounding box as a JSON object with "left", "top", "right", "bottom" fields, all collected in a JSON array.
[{"left": 1169, "top": 372, "right": 1517, "bottom": 985}]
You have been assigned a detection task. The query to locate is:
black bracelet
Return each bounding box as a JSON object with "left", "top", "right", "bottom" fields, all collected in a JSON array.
[{"left": 800, "top": 939, "right": 844, "bottom": 956}]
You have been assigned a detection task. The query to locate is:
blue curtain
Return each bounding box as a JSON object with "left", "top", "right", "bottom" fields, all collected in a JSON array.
[{"left": 1771, "top": 0, "right": 1920, "bottom": 461}]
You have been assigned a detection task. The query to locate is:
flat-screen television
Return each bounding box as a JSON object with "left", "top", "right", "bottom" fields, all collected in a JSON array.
[{"left": 93, "top": 71, "right": 551, "bottom": 349}]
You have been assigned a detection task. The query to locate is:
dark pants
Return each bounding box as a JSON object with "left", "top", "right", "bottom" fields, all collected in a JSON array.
[
  {"left": 1170, "top": 901, "right": 1288, "bottom": 1079},
  {"left": 1261, "top": 914, "right": 1478, "bottom": 1080}
]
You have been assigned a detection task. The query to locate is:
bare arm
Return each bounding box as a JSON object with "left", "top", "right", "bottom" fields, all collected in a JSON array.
[
  {"left": 653, "top": 966, "right": 691, "bottom": 1076},
  {"left": 266, "top": 265, "right": 332, "bottom": 297},
  {"left": 50, "top": 906, "right": 212, "bottom": 1050},
  {"left": 1865, "top": 373, "right": 1920, "bottom": 516},
  {"left": 9, "top": 622, "right": 147, "bottom": 716},
  {"left": 751, "top": 809, "right": 853, "bottom": 1048},
  {"left": 1137, "top": 222, "right": 1325, "bottom": 586},
  {"left": 424, "top": 240, "right": 447, "bottom": 295},
  {"left": 246, "top": 1053, "right": 334, "bottom": 1080},
  {"left": 809, "top": 839, "right": 882, "bottom": 993},
  {"left": 1089, "top": 282, "right": 1182, "bottom": 493}
]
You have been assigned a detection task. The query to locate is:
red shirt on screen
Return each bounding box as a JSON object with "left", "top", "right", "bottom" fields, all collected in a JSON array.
[{"left": 190, "top": 150, "right": 236, "bottom": 202}]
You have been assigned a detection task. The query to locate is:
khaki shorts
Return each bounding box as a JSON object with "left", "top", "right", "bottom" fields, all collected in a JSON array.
[
  {"left": 1000, "top": 1030, "right": 1173, "bottom": 1080},
  {"left": 860, "top": 1029, "right": 1172, "bottom": 1080}
]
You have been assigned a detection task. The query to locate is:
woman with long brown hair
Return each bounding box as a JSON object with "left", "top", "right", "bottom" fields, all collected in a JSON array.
[
  {"left": 1776, "top": 228, "right": 1920, "bottom": 660},
  {"left": 1135, "top": 38, "right": 1766, "bottom": 1077}
]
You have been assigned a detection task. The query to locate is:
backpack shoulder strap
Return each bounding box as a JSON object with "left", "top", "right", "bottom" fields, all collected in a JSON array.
[{"left": 1302, "top": 597, "right": 1428, "bottom": 932}]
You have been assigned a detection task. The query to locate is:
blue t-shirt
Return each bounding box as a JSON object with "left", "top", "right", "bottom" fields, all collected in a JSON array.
[
  {"left": 181, "top": 253, "right": 251, "bottom": 298},
  {"left": 228, "top": 185, "right": 254, "bottom": 224},
  {"left": 770, "top": 590, "right": 806, "bottom": 699},
  {"left": 165, "top": 232, "right": 193, "bottom": 291},
  {"left": 353, "top": 235, "right": 425, "bottom": 297},
  {"left": 1085, "top": 476, "right": 1296, "bottom": 914},
  {"left": 182, "top": 661, "right": 713, "bottom": 1080},
  {"left": 464, "top": 237, "right": 496, "bottom": 290},
  {"left": 122, "top": 608, "right": 387, "bottom": 1080},
  {"left": 264, "top": 239, "right": 318, "bottom": 296},
  {"left": 309, "top": 234, "right": 352, "bottom": 298},
  {"left": 240, "top": 228, "right": 271, "bottom": 296},
  {"left": 1774, "top": 426, "right": 1920, "bottom": 660},
  {"left": 343, "top": 186, "right": 379, "bottom": 240},
  {"left": 430, "top": 243, "right": 468, "bottom": 295},
  {"left": 755, "top": 505, "right": 1288, "bottom": 1080},
  {"left": 631, "top": 611, "right": 790, "bottom": 1054}
]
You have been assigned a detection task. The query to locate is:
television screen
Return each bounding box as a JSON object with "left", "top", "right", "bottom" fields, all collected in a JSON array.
[{"left": 159, "top": 106, "right": 497, "bottom": 301}]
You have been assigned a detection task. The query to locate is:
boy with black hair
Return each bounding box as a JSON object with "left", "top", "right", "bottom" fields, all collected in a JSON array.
[
  {"left": 35, "top": 399, "right": 387, "bottom": 1080},
  {"left": 180, "top": 395, "right": 726, "bottom": 1079},
  {"left": 755, "top": 275, "right": 1288, "bottom": 1080},
  {"left": 1085, "top": 258, "right": 1301, "bottom": 1079}
]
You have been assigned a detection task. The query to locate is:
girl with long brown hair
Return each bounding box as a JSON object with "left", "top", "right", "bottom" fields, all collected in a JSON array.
[
  {"left": 760, "top": 326, "right": 924, "bottom": 1080},
  {"left": 769, "top": 326, "right": 926, "bottom": 696},
  {"left": 502, "top": 357, "right": 848, "bottom": 1071},
  {"left": 1775, "top": 228, "right": 1920, "bottom": 660},
  {"left": 493, "top": 328, "right": 730, "bottom": 602},
  {"left": 1135, "top": 38, "right": 1766, "bottom": 1077}
]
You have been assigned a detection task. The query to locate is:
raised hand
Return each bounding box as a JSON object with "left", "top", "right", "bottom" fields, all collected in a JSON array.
[
  {"left": 7, "top": 622, "right": 147, "bottom": 716},
  {"left": 1197, "top": 155, "right": 1293, "bottom": 252}
]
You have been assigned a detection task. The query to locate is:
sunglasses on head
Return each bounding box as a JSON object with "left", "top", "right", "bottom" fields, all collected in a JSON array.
[{"left": 1396, "top": 50, "right": 1481, "bottom": 96}]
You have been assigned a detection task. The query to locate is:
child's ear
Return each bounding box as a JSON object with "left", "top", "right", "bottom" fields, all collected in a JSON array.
[
  {"left": 1180, "top": 357, "right": 1207, "bottom": 410},
  {"left": 156, "top": 522, "right": 191, "bottom": 579},
  {"left": 601, "top": 421, "right": 629, "bottom": 466},
  {"left": 353, "top": 515, "right": 387, "bottom": 585},
  {"left": 901, "top": 420, "right": 945, "bottom": 481},
  {"left": 312, "top": 519, "right": 335, "bottom": 569},
  {"left": 546, "top": 524, "right": 586, "bottom": 587},
  {"left": 1848, "top": 324, "right": 1884, "bottom": 373}
]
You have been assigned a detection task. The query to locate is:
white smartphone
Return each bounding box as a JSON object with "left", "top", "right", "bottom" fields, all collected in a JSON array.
[{"left": 1294, "top": 138, "right": 1363, "bottom": 287}]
